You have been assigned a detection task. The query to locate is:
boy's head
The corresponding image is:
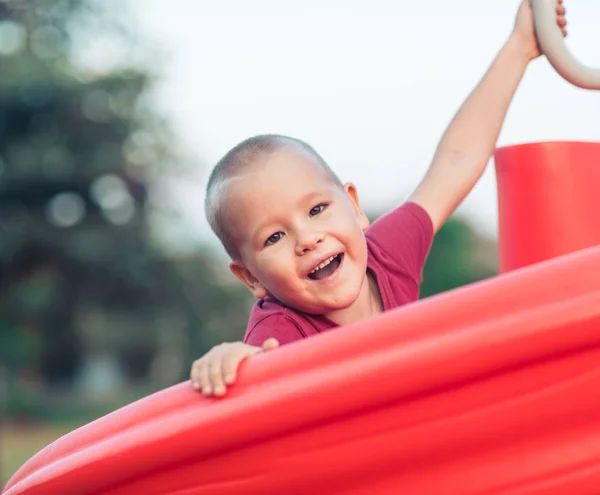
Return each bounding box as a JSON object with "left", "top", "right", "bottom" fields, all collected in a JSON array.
[{"left": 205, "top": 134, "right": 370, "bottom": 315}]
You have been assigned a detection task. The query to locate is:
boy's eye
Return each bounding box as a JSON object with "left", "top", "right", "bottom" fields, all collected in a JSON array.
[
  {"left": 265, "top": 232, "right": 283, "bottom": 246},
  {"left": 309, "top": 204, "right": 326, "bottom": 216}
]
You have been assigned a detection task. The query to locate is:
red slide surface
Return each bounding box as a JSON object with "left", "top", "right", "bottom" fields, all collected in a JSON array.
[{"left": 5, "top": 142, "right": 600, "bottom": 495}]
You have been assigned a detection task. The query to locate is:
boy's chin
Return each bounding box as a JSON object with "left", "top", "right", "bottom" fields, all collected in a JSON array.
[{"left": 309, "top": 291, "right": 363, "bottom": 315}]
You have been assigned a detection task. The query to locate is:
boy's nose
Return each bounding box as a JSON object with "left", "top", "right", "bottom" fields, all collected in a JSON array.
[{"left": 295, "top": 230, "right": 324, "bottom": 255}]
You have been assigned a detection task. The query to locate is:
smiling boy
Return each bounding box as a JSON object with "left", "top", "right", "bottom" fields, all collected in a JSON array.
[
  {"left": 207, "top": 138, "right": 427, "bottom": 330},
  {"left": 191, "top": 0, "right": 568, "bottom": 397},
  {"left": 210, "top": 135, "right": 432, "bottom": 340}
]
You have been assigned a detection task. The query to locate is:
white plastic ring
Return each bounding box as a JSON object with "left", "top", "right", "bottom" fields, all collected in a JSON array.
[{"left": 532, "top": 0, "right": 600, "bottom": 89}]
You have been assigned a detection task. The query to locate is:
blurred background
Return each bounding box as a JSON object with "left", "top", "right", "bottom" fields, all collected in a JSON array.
[{"left": 1, "top": 0, "right": 598, "bottom": 485}]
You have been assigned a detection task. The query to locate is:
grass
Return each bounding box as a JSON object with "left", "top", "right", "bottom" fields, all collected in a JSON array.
[{"left": 1, "top": 421, "right": 84, "bottom": 487}]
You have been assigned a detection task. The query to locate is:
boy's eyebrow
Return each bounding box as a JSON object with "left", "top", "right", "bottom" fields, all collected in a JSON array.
[{"left": 300, "top": 191, "right": 327, "bottom": 203}]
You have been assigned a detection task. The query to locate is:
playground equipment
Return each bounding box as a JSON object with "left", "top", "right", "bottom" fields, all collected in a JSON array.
[
  {"left": 532, "top": 0, "right": 600, "bottom": 89},
  {"left": 495, "top": 141, "right": 600, "bottom": 272},
  {"left": 4, "top": 5, "right": 600, "bottom": 495}
]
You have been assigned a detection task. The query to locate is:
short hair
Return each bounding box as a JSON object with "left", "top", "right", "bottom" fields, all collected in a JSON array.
[{"left": 205, "top": 134, "right": 343, "bottom": 260}]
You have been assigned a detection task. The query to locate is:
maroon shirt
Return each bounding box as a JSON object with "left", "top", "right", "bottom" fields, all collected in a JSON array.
[{"left": 243, "top": 202, "right": 434, "bottom": 346}]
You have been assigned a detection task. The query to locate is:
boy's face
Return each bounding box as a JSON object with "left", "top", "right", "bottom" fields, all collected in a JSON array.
[{"left": 225, "top": 147, "right": 370, "bottom": 315}]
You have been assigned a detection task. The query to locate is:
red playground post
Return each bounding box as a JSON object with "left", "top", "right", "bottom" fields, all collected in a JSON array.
[{"left": 495, "top": 141, "right": 600, "bottom": 272}]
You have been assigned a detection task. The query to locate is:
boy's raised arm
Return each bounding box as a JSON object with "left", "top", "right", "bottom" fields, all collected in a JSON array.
[{"left": 409, "top": 0, "right": 567, "bottom": 233}]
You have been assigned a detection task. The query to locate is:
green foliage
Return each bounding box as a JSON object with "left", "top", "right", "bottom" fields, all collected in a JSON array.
[{"left": 420, "top": 217, "right": 498, "bottom": 298}]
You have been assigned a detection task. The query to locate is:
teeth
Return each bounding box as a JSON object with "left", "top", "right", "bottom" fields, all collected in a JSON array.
[{"left": 311, "top": 255, "right": 336, "bottom": 274}]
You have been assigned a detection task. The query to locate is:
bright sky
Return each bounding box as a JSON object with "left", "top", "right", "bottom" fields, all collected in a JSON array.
[{"left": 129, "top": 0, "right": 600, "bottom": 253}]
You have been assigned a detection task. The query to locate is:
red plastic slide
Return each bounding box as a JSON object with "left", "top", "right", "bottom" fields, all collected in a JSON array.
[{"left": 4, "top": 142, "right": 600, "bottom": 495}]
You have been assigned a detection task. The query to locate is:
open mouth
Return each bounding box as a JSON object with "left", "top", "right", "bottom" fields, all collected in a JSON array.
[{"left": 308, "top": 253, "right": 343, "bottom": 280}]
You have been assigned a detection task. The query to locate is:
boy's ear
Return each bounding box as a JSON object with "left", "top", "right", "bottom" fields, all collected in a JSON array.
[
  {"left": 344, "top": 182, "right": 370, "bottom": 231},
  {"left": 229, "top": 260, "right": 268, "bottom": 299}
]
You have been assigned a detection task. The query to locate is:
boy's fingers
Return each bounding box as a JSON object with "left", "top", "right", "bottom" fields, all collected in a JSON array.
[
  {"left": 222, "top": 353, "right": 244, "bottom": 385},
  {"left": 190, "top": 359, "right": 203, "bottom": 388},
  {"left": 191, "top": 341, "right": 278, "bottom": 398},
  {"left": 190, "top": 360, "right": 212, "bottom": 395},
  {"left": 262, "top": 338, "right": 280, "bottom": 351},
  {"left": 208, "top": 359, "right": 227, "bottom": 396},
  {"left": 190, "top": 360, "right": 201, "bottom": 388},
  {"left": 221, "top": 347, "right": 255, "bottom": 384}
]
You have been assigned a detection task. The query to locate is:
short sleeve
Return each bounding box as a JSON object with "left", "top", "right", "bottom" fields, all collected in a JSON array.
[
  {"left": 244, "top": 313, "right": 306, "bottom": 347},
  {"left": 366, "top": 202, "right": 434, "bottom": 283}
]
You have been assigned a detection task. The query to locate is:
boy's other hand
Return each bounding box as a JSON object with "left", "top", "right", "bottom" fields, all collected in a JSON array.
[
  {"left": 190, "top": 338, "right": 280, "bottom": 397},
  {"left": 513, "top": 0, "right": 567, "bottom": 61}
]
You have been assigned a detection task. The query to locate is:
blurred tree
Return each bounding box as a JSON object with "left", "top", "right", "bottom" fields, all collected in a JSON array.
[{"left": 0, "top": 0, "right": 250, "bottom": 403}]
